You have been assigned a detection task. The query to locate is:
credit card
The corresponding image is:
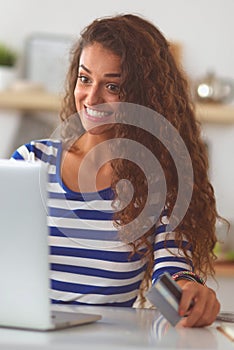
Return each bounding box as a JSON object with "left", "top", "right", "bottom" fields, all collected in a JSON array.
[{"left": 146, "top": 272, "right": 182, "bottom": 326}]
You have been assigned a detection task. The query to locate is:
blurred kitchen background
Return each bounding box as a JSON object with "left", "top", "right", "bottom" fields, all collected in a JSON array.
[{"left": 0, "top": 0, "right": 233, "bottom": 308}]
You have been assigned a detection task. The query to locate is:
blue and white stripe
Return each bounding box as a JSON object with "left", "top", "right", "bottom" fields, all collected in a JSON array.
[{"left": 11, "top": 139, "right": 193, "bottom": 306}]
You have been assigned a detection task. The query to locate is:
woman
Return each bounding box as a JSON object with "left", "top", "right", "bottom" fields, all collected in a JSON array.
[{"left": 12, "top": 14, "right": 220, "bottom": 327}]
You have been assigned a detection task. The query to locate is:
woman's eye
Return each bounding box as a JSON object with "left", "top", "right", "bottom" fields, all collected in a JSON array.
[
  {"left": 78, "top": 75, "right": 90, "bottom": 84},
  {"left": 107, "top": 83, "right": 120, "bottom": 94}
]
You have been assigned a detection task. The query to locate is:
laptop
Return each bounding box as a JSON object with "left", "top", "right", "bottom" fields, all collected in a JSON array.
[{"left": 0, "top": 159, "right": 101, "bottom": 331}]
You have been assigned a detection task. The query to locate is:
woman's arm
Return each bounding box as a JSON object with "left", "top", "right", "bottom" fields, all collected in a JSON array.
[{"left": 152, "top": 218, "right": 220, "bottom": 327}]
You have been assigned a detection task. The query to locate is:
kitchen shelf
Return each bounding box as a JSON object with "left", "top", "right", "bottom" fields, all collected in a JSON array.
[
  {"left": 0, "top": 90, "right": 234, "bottom": 123},
  {"left": 214, "top": 261, "right": 234, "bottom": 277},
  {"left": 0, "top": 90, "right": 61, "bottom": 113},
  {"left": 195, "top": 102, "right": 234, "bottom": 124}
]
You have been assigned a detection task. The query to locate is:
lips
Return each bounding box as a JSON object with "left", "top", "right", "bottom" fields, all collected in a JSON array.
[{"left": 84, "top": 106, "right": 114, "bottom": 122}]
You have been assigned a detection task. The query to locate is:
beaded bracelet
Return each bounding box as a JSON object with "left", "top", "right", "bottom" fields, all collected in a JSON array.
[{"left": 172, "top": 271, "right": 205, "bottom": 285}]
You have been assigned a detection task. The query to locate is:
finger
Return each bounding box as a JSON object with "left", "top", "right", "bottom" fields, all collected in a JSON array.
[
  {"left": 182, "top": 288, "right": 220, "bottom": 327},
  {"left": 178, "top": 282, "right": 202, "bottom": 317},
  {"left": 182, "top": 296, "right": 207, "bottom": 327},
  {"left": 190, "top": 290, "right": 220, "bottom": 327},
  {"left": 178, "top": 282, "right": 206, "bottom": 327}
]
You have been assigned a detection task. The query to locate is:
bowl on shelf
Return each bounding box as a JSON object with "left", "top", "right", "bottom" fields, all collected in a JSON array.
[{"left": 194, "top": 72, "right": 234, "bottom": 104}]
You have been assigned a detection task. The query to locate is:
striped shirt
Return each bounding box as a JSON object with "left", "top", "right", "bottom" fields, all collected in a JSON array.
[{"left": 11, "top": 139, "right": 193, "bottom": 306}]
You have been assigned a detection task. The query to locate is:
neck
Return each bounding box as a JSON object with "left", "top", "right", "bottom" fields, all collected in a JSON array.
[{"left": 73, "top": 130, "right": 114, "bottom": 155}]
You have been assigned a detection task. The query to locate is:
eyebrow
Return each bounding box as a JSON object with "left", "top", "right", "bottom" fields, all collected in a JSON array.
[{"left": 79, "top": 64, "right": 121, "bottom": 78}]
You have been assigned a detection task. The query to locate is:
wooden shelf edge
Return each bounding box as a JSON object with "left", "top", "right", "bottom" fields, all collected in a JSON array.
[
  {"left": 0, "top": 90, "right": 234, "bottom": 123},
  {"left": 195, "top": 102, "right": 234, "bottom": 123},
  {"left": 0, "top": 90, "right": 61, "bottom": 113},
  {"left": 214, "top": 261, "right": 234, "bottom": 277}
]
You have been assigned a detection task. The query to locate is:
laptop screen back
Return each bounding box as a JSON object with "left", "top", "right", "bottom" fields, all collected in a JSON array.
[{"left": 0, "top": 160, "right": 52, "bottom": 329}]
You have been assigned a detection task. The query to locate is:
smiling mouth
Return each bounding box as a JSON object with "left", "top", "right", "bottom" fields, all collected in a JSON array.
[{"left": 84, "top": 106, "right": 113, "bottom": 122}]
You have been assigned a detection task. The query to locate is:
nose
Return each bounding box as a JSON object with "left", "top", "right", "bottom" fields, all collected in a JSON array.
[{"left": 86, "top": 84, "right": 104, "bottom": 106}]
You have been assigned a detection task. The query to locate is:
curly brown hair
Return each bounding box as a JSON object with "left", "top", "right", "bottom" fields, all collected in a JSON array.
[{"left": 60, "top": 14, "right": 219, "bottom": 298}]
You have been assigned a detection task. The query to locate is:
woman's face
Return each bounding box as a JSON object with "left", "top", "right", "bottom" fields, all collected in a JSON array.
[{"left": 74, "top": 42, "right": 121, "bottom": 136}]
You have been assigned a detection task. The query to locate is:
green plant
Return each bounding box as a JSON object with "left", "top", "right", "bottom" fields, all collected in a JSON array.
[{"left": 0, "top": 43, "right": 17, "bottom": 67}]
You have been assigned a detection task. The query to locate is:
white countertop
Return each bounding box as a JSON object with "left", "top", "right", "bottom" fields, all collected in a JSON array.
[{"left": 0, "top": 305, "right": 233, "bottom": 350}]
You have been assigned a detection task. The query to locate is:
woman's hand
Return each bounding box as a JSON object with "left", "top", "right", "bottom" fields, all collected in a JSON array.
[{"left": 176, "top": 280, "right": 220, "bottom": 327}]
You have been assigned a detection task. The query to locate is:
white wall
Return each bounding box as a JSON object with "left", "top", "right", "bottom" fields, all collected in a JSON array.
[
  {"left": 0, "top": 0, "right": 234, "bottom": 224},
  {"left": 0, "top": 0, "right": 233, "bottom": 80},
  {"left": 202, "top": 124, "right": 234, "bottom": 222}
]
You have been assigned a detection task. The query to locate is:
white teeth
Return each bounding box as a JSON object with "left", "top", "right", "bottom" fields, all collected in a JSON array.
[{"left": 86, "top": 107, "right": 110, "bottom": 118}]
